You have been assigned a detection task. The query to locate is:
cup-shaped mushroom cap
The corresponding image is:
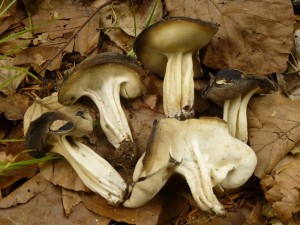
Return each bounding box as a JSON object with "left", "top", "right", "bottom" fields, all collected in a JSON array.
[
  {"left": 26, "top": 111, "right": 128, "bottom": 204},
  {"left": 26, "top": 111, "right": 93, "bottom": 158},
  {"left": 58, "top": 52, "right": 145, "bottom": 105},
  {"left": 134, "top": 17, "right": 219, "bottom": 76},
  {"left": 202, "top": 69, "right": 278, "bottom": 102}
]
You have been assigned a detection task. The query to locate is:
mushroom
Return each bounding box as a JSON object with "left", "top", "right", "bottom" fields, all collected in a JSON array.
[
  {"left": 134, "top": 17, "right": 218, "bottom": 119},
  {"left": 202, "top": 69, "right": 277, "bottom": 142},
  {"left": 25, "top": 111, "right": 127, "bottom": 204},
  {"left": 123, "top": 117, "right": 257, "bottom": 215},
  {"left": 58, "top": 52, "right": 145, "bottom": 149}
]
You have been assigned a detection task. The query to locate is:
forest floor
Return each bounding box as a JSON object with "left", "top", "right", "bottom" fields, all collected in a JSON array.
[{"left": 0, "top": 0, "right": 299, "bottom": 225}]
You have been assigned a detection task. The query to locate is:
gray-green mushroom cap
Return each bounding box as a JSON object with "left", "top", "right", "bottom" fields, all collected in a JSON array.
[{"left": 134, "top": 17, "right": 218, "bottom": 119}]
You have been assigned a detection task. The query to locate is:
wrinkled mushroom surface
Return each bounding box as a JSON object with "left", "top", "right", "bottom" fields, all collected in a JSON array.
[
  {"left": 124, "top": 117, "right": 257, "bottom": 215},
  {"left": 202, "top": 69, "right": 277, "bottom": 142},
  {"left": 58, "top": 52, "right": 145, "bottom": 149},
  {"left": 26, "top": 111, "right": 128, "bottom": 204},
  {"left": 134, "top": 17, "right": 218, "bottom": 119}
]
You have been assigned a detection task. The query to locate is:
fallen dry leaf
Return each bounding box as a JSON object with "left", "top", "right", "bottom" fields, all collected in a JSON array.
[
  {"left": 261, "top": 154, "right": 300, "bottom": 223},
  {"left": 185, "top": 208, "right": 250, "bottom": 225},
  {"left": 165, "top": 0, "right": 294, "bottom": 74},
  {"left": 0, "top": 123, "right": 38, "bottom": 190},
  {"left": 95, "top": 0, "right": 163, "bottom": 36},
  {"left": 127, "top": 104, "right": 164, "bottom": 151},
  {"left": 0, "top": 0, "right": 18, "bottom": 34},
  {"left": 0, "top": 58, "right": 27, "bottom": 96},
  {"left": 0, "top": 173, "right": 50, "bottom": 208},
  {"left": 0, "top": 151, "right": 13, "bottom": 162},
  {"left": 248, "top": 92, "right": 300, "bottom": 178},
  {"left": 40, "top": 160, "right": 88, "bottom": 192},
  {"left": 81, "top": 190, "right": 187, "bottom": 225},
  {"left": 246, "top": 202, "right": 269, "bottom": 225},
  {"left": 13, "top": 46, "right": 64, "bottom": 74},
  {"left": 0, "top": 94, "right": 31, "bottom": 120},
  {"left": 0, "top": 179, "right": 110, "bottom": 225},
  {"left": 62, "top": 188, "right": 82, "bottom": 217},
  {"left": 18, "top": 0, "right": 101, "bottom": 73},
  {"left": 95, "top": 0, "right": 163, "bottom": 52}
]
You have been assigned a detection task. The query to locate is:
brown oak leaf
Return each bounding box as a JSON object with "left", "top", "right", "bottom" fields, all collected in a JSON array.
[
  {"left": 261, "top": 155, "right": 300, "bottom": 223},
  {"left": 165, "top": 0, "right": 294, "bottom": 74},
  {"left": 248, "top": 92, "right": 300, "bottom": 178}
]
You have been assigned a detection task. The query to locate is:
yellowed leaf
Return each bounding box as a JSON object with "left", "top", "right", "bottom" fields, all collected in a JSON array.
[{"left": 165, "top": 0, "right": 294, "bottom": 74}]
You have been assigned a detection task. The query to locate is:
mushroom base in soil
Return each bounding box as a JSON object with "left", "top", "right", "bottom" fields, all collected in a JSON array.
[
  {"left": 134, "top": 17, "right": 219, "bottom": 119},
  {"left": 202, "top": 69, "right": 277, "bottom": 142},
  {"left": 25, "top": 111, "right": 128, "bottom": 204},
  {"left": 123, "top": 117, "right": 257, "bottom": 215}
]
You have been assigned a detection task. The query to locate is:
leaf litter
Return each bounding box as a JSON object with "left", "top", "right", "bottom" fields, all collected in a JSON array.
[{"left": 0, "top": 0, "right": 299, "bottom": 224}]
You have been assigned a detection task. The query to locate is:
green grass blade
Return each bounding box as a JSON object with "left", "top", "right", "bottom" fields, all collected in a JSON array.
[
  {"left": 145, "top": 0, "right": 159, "bottom": 28},
  {"left": 0, "top": 153, "right": 62, "bottom": 176},
  {"left": 0, "top": 65, "right": 38, "bottom": 80},
  {"left": 0, "top": 139, "right": 25, "bottom": 143},
  {"left": 0, "top": 0, "right": 17, "bottom": 17},
  {"left": 130, "top": 0, "right": 137, "bottom": 38},
  {"left": 0, "top": 74, "right": 20, "bottom": 90}
]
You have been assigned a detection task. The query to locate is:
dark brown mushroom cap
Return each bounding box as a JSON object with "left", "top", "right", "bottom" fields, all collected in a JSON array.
[
  {"left": 134, "top": 17, "right": 219, "bottom": 77},
  {"left": 201, "top": 69, "right": 278, "bottom": 102},
  {"left": 26, "top": 112, "right": 73, "bottom": 158},
  {"left": 71, "top": 52, "right": 144, "bottom": 77},
  {"left": 58, "top": 52, "right": 145, "bottom": 105}
]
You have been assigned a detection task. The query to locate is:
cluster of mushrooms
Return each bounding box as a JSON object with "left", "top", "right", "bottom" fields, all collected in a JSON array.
[{"left": 25, "top": 17, "right": 278, "bottom": 215}]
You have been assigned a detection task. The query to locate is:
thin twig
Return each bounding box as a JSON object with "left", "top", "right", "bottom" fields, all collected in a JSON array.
[{"left": 37, "top": 0, "right": 115, "bottom": 74}]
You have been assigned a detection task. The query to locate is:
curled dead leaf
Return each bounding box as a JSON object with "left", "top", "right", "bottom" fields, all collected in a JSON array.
[{"left": 261, "top": 155, "right": 300, "bottom": 223}]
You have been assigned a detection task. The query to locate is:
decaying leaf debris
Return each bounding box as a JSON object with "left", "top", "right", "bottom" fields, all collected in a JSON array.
[{"left": 0, "top": 0, "right": 299, "bottom": 224}]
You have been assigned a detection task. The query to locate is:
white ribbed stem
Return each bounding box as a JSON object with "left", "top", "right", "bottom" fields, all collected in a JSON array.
[
  {"left": 237, "top": 88, "right": 259, "bottom": 142},
  {"left": 53, "top": 136, "right": 127, "bottom": 204},
  {"left": 225, "top": 95, "right": 242, "bottom": 137},
  {"left": 163, "top": 52, "right": 194, "bottom": 118},
  {"left": 84, "top": 78, "right": 133, "bottom": 148}
]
